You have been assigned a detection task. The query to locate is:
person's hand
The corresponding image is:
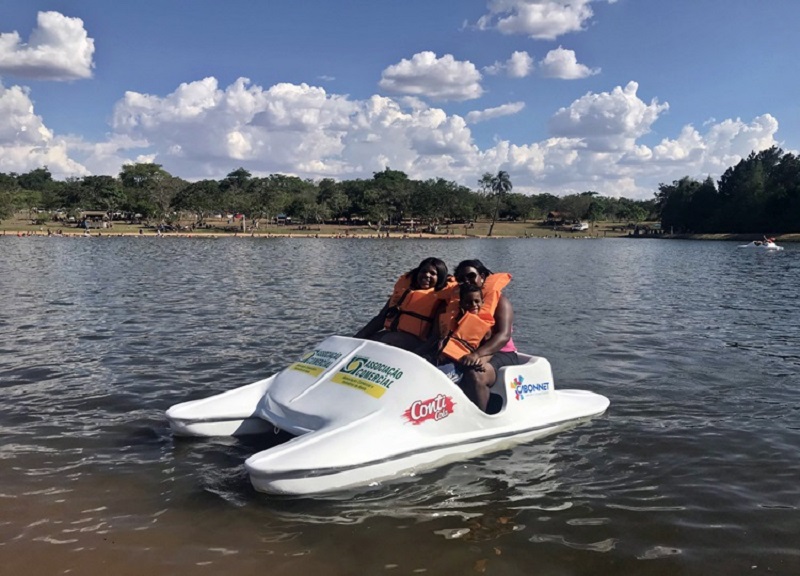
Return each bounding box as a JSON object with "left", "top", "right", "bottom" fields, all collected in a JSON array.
[{"left": 459, "top": 353, "right": 485, "bottom": 371}]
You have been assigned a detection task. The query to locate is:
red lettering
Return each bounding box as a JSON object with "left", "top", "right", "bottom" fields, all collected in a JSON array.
[{"left": 403, "top": 394, "right": 455, "bottom": 425}]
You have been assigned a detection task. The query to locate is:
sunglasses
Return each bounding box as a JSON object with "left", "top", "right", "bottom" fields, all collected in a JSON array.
[{"left": 457, "top": 271, "right": 480, "bottom": 282}]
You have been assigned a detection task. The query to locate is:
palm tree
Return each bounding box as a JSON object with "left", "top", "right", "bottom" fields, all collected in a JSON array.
[{"left": 487, "top": 170, "right": 512, "bottom": 237}]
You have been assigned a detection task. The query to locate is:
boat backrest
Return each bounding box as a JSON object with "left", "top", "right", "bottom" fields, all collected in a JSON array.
[{"left": 491, "top": 354, "right": 556, "bottom": 416}]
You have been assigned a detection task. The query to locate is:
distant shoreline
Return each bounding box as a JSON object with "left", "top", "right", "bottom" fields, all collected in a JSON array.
[
  {"left": 0, "top": 215, "right": 800, "bottom": 244},
  {"left": 1, "top": 229, "right": 477, "bottom": 239},
  {"left": 2, "top": 226, "right": 798, "bottom": 242}
]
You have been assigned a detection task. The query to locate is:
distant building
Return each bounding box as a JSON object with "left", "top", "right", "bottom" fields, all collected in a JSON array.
[
  {"left": 80, "top": 210, "right": 110, "bottom": 229},
  {"left": 545, "top": 211, "right": 565, "bottom": 225}
]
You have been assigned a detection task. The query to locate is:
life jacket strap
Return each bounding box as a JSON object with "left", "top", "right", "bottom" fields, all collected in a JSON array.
[{"left": 387, "top": 289, "right": 411, "bottom": 331}]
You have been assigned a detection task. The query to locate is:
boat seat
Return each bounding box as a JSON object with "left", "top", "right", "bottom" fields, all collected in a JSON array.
[
  {"left": 486, "top": 361, "right": 515, "bottom": 415},
  {"left": 486, "top": 393, "right": 504, "bottom": 415}
]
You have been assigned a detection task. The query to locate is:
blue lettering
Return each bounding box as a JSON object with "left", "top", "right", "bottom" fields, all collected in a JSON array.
[{"left": 520, "top": 382, "right": 549, "bottom": 394}]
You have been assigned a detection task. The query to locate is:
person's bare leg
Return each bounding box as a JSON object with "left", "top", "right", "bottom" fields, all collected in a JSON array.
[{"left": 459, "top": 364, "right": 495, "bottom": 412}]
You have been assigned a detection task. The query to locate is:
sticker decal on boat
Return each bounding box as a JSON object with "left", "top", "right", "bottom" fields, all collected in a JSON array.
[
  {"left": 289, "top": 349, "right": 343, "bottom": 376},
  {"left": 511, "top": 375, "right": 549, "bottom": 400},
  {"left": 403, "top": 394, "right": 456, "bottom": 425},
  {"left": 331, "top": 355, "right": 404, "bottom": 398}
]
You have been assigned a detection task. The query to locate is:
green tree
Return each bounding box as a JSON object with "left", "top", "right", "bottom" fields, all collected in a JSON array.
[
  {"left": 275, "top": 175, "right": 321, "bottom": 224},
  {"left": 119, "top": 163, "right": 176, "bottom": 220},
  {"left": 172, "top": 180, "right": 221, "bottom": 226},
  {"left": 324, "top": 189, "right": 350, "bottom": 221},
  {"left": 372, "top": 168, "right": 412, "bottom": 226},
  {"left": 685, "top": 176, "right": 720, "bottom": 232},
  {"left": 531, "top": 193, "right": 560, "bottom": 220},
  {"left": 487, "top": 170, "right": 512, "bottom": 237},
  {"left": 557, "top": 193, "right": 593, "bottom": 222},
  {"left": 245, "top": 176, "right": 289, "bottom": 228},
  {"left": 503, "top": 192, "right": 535, "bottom": 221},
  {"left": 765, "top": 151, "right": 800, "bottom": 231},
  {"left": 718, "top": 151, "right": 770, "bottom": 232},
  {"left": 0, "top": 173, "right": 20, "bottom": 220},
  {"left": 585, "top": 194, "right": 611, "bottom": 224},
  {"left": 17, "top": 167, "right": 54, "bottom": 194},
  {"left": 81, "top": 175, "right": 123, "bottom": 214},
  {"left": 218, "top": 168, "right": 251, "bottom": 219},
  {"left": 655, "top": 178, "right": 701, "bottom": 231}
]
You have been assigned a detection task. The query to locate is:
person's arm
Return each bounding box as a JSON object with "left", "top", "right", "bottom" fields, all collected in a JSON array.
[
  {"left": 412, "top": 300, "right": 448, "bottom": 360},
  {"left": 354, "top": 299, "right": 391, "bottom": 339},
  {"left": 458, "top": 296, "right": 513, "bottom": 368}
]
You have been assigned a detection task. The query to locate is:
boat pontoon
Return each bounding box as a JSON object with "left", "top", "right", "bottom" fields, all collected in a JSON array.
[{"left": 166, "top": 336, "right": 609, "bottom": 495}]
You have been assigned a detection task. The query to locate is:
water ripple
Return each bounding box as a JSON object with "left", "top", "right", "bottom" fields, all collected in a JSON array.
[{"left": 1, "top": 237, "right": 799, "bottom": 574}]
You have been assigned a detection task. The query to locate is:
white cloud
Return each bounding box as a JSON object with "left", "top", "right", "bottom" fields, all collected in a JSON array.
[
  {"left": 378, "top": 51, "right": 483, "bottom": 101},
  {"left": 539, "top": 47, "right": 599, "bottom": 79},
  {"left": 0, "top": 75, "right": 785, "bottom": 200},
  {"left": 651, "top": 115, "right": 779, "bottom": 172},
  {"left": 477, "top": 0, "right": 608, "bottom": 40},
  {"left": 0, "top": 84, "right": 50, "bottom": 144},
  {"left": 549, "top": 81, "right": 669, "bottom": 151},
  {"left": 111, "top": 77, "right": 360, "bottom": 178},
  {"left": 466, "top": 102, "right": 526, "bottom": 124},
  {"left": 0, "top": 81, "right": 88, "bottom": 176},
  {"left": 484, "top": 51, "right": 534, "bottom": 78},
  {"left": 0, "top": 11, "right": 94, "bottom": 81},
  {"left": 507, "top": 51, "right": 535, "bottom": 78}
]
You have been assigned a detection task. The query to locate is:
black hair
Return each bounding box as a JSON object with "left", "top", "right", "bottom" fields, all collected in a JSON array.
[
  {"left": 408, "top": 257, "right": 449, "bottom": 291},
  {"left": 459, "top": 283, "right": 483, "bottom": 300},
  {"left": 454, "top": 259, "right": 493, "bottom": 279}
]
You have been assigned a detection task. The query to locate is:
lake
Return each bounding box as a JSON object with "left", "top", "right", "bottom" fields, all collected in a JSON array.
[{"left": 1, "top": 236, "right": 798, "bottom": 575}]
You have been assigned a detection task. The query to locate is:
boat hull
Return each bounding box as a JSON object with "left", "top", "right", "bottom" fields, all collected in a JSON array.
[
  {"left": 166, "top": 336, "right": 610, "bottom": 496},
  {"left": 738, "top": 241, "right": 784, "bottom": 250},
  {"left": 247, "top": 391, "right": 606, "bottom": 495}
]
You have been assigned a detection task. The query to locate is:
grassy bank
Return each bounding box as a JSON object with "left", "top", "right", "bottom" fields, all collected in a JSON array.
[
  {"left": 3, "top": 213, "right": 797, "bottom": 241},
  {"left": 1, "top": 214, "right": 632, "bottom": 238}
]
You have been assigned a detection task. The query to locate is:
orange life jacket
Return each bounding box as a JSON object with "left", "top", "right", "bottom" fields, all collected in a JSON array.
[
  {"left": 383, "top": 274, "right": 455, "bottom": 339},
  {"left": 438, "top": 273, "right": 511, "bottom": 361}
]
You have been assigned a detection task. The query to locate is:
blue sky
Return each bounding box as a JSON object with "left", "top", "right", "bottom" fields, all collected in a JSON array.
[{"left": 1, "top": 0, "right": 797, "bottom": 199}]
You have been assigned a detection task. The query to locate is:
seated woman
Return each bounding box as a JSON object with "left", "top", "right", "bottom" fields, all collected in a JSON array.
[
  {"left": 355, "top": 257, "right": 452, "bottom": 351},
  {"left": 440, "top": 259, "right": 517, "bottom": 412}
]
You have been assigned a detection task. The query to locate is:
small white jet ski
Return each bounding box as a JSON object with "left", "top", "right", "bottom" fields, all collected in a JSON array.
[
  {"left": 166, "top": 336, "right": 609, "bottom": 496},
  {"left": 738, "top": 240, "right": 784, "bottom": 250}
]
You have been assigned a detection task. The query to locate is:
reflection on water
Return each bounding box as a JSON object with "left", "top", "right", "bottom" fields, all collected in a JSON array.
[{"left": 1, "top": 236, "right": 799, "bottom": 575}]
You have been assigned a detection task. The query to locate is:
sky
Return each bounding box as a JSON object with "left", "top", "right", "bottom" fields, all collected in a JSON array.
[{"left": 0, "top": 0, "right": 798, "bottom": 200}]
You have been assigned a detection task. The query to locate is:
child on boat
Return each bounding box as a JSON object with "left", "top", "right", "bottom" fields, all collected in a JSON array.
[{"left": 436, "top": 284, "right": 491, "bottom": 383}]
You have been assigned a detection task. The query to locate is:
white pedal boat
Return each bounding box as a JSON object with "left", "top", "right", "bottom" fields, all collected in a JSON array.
[
  {"left": 166, "top": 336, "right": 609, "bottom": 496},
  {"left": 738, "top": 240, "right": 784, "bottom": 250}
]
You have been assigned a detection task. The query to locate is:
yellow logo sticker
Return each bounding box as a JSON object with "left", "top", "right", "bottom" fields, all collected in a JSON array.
[
  {"left": 331, "top": 355, "right": 404, "bottom": 398},
  {"left": 289, "top": 349, "right": 343, "bottom": 376},
  {"left": 288, "top": 362, "right": 325, "bottom": 377},
  {"left": 331, "top": 373, "right": 387, "bottom": 398}
]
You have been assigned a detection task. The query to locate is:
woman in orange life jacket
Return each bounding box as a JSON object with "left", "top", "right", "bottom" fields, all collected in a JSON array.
[
  {"left": 354, "top": 257, "right": 452, "bottom": 351},
  {"left": 444, "top": 259, "right": 518, "bottom": 412}
]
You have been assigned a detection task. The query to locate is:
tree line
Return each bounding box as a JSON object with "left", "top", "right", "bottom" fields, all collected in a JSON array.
[
  {"left": 8, "top": 148, "right": 797, "bottom": 233},
  {"left": 657, "top": 147, "right": 800, "bottom": 233},
  {"left": 0, "top": 164, "right": 656, "bottom": 230}
]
